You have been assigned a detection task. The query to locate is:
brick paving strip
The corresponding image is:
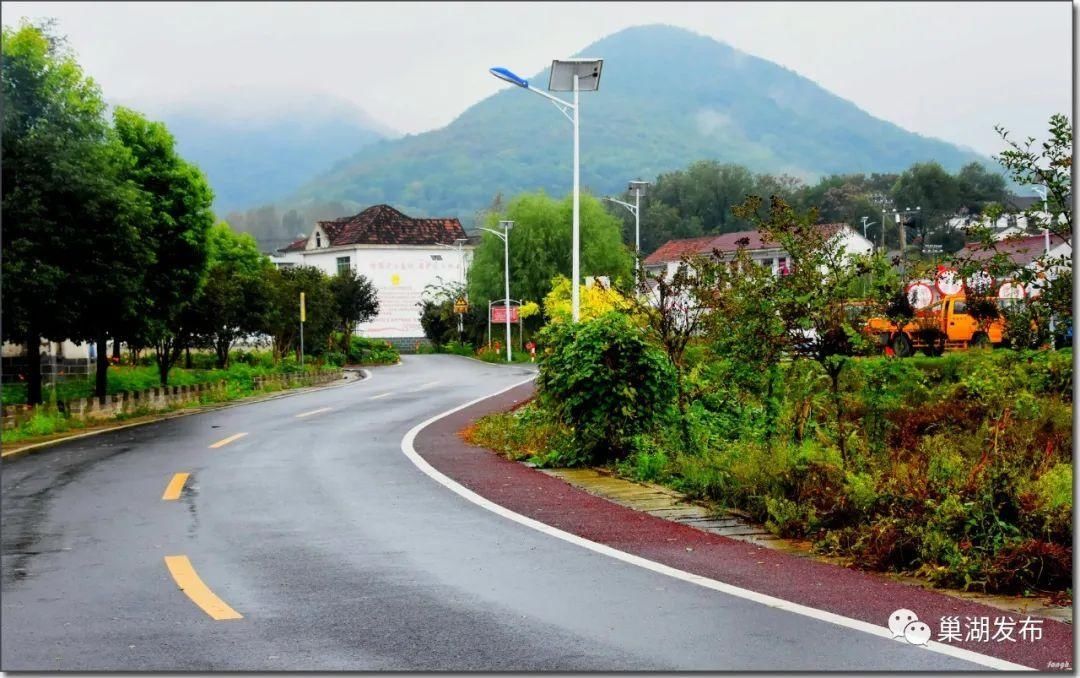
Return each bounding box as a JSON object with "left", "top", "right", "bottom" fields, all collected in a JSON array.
[{"left": 414, "top": 381, "right": 1073, "bottom": 671}]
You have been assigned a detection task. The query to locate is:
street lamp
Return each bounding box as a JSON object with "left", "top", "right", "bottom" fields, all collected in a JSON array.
[
  {"left": 603, "top": 179, "right": 650, "bottom": 274},
  {"left": 478, "top": 220, "right": 514, "bottom": 362},
  {"left": 490, "top": 58, "right": 604, "bottom": 322},
  {"left": 860, "top": 216, "right": 877, "bottom": 241}
]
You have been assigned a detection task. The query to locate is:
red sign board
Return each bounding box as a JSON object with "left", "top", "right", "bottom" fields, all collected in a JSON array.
[{"left": 490, "top": 305, "right": 519, "bottom": 323}]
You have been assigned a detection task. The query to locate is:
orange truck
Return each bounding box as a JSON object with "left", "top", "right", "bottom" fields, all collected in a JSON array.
[{"left": 865, "top": 295, "right": 1008, "bottom": 357}]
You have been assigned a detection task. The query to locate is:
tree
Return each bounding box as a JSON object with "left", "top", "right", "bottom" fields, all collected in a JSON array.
[
  {"left": 263, "top": 266, "right": 335, "bottom": 360},
  {"left": 329, "top": 268, "right": 379, "bottom": 352},
  {"left": 542, "top": 275, "right": 634, "bottom": 325},
  {"left": 956, "top": 162, "right": 1008, "bottom": 215},
  {"left": 951, "top": 114, "right": 1073, "bottom": 343},
  {"left": 891, "top": 162, "right": 961, "bottom": 248},
  {"left": 731, "top": 196, "right": 875, "bottom": 463},
  {"left": 113, "top": 107, "right": 215, "bottom": 385},
  {"left": 1, "top": 21, "right": 145, "bottom": 403},
  {"left": 467, "top": 191, "right": 633, "bottom": 310},
  {"left": 188, "top": 223, "right": 273, "bottom": 368},
  {"left": 633, "top": 255, "right": 726, "bottom": 452}
]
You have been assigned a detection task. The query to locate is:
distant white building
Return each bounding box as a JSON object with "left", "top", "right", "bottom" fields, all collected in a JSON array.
[
  {"left": 948, "top": 195, "right": 1069, "bottom": 242},
  {"left": 643, "top": 224, "right": 874, "bottom": 279},
  {"left": 270, "top": 204, "right": 474, "bottom": 343}
]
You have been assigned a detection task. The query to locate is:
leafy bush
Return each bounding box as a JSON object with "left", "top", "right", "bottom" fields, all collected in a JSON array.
[
  {"left": 536, "top": 312, "right": 677, "bottom": 461},
  {"left": 462, "top": 402, "right": 581, "bottom": 467},
  {"left": 323, "top": 351, "right": 346, "bottom": 367},
  {"left": 347, "top": 336, "right": 399, "bottom": 365}
]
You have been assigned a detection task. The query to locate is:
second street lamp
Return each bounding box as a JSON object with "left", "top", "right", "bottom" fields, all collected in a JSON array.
[
  {"left": 479, "top": 220, "right": 514, "bottom": 362},
  {"left": 603, "top": 179, "right": 649, "bottom": 276},
  {"left": 489, "top": 58, "right": 603, "bottom": 322}
]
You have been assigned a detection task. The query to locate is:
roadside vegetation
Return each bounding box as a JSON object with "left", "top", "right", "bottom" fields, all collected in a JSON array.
[{"left": 466, "top": 114, "right": 1072, "bottom": 598}]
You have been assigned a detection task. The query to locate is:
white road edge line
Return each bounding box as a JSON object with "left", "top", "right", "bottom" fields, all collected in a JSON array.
[{"left": 399, "top": 376, "right": 1031, "bottom": 672}]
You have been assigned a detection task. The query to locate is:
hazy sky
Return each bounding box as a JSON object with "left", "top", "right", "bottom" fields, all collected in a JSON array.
[{"left": 1, "top": 1, "right": 1072, "bottom": 155}]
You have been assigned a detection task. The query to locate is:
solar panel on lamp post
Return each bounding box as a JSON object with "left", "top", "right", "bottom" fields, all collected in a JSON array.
[{"left": 489, "top": 58, "right": 603, "bottom": 322}]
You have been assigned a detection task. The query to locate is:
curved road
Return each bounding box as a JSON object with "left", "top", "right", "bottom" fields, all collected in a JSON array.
[{"left": 2, "top": 356, "right": 992, "bottom": 670}]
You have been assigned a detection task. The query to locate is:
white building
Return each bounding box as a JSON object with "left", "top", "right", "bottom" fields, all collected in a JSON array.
[
  {"left": 643, "top": 224, "right": 874, "bottom": 279},
  {"left": 270, "top": 204, "right": 473, "bottom": 342}
]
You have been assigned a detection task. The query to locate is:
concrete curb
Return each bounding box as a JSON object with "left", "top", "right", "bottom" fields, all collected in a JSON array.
[{"left": 1, "top": 370, "right": 368, "bottom": 461}]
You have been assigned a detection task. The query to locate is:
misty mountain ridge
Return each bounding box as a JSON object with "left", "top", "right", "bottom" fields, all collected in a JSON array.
[
  {"left": 231, "top": 24, "right": 987, "bottom": 247},
  {"left": 117, "top": 91, "right": 396, "bottom": 213}
]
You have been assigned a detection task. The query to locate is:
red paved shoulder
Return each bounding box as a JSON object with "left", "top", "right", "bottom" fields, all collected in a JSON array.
[{"left": 413, "top": 382, "right": 1073, "bottom": 671}]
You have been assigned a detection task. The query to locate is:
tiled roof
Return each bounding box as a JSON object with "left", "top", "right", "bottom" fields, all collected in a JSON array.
[
  {"left": 956, "top": 233, "right": 1069, "bottom": 267},
  {"left": 643, "top": 224, "right": 849, "bottom": 265},
  {"left": 281, "top": 237, "right": 308, "bottom": 253},
  {"left": 278, "top": 204, "right": 466, "bottom": 252}
]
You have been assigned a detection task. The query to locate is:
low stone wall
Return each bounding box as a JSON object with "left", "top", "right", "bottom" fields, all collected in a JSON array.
[
  {"left": 251, "top": 370, "right": 342, "bottom": 391},
  {"left": 2, "top": 369, "right": 343, "bottom": 430},
  {"left": 380, "top": 337, "right": 431, "bottom": 354}
]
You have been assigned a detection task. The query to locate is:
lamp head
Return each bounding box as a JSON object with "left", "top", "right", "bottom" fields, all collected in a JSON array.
[{"left": 489, "top": 67, "right": 528, "bottom": 88}]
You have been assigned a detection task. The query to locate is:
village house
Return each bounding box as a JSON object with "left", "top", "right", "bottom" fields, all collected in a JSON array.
[
  {"left": 643, "top": 224, "right": 874, "bottom": 279},
  {"left": 271, "top": 204, "right": 474, "bottom": 346},
  {"left": 955, "top": 232, "right": 1072, "bottom": 281}
]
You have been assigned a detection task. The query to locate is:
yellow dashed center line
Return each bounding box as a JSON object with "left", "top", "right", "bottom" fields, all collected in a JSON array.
[
  {"left": 164, "top": 555, "right": 243, "bottom": 621},
  {"left": 161, "top": 473, "right": 190, "bottom": 501},
  {"left": 209, "top": 432, "right": 248, "bottom": 449},
  {"left": 295, "top": 407, "right": 333, "bottom": 419}
]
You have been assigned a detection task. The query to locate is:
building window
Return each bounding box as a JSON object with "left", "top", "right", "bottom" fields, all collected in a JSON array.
[
  {"left": 315, "top": 232, "right": 322, "bottom": 248},
  {"left": 277, "top": 262, "right": 295, "bottom": 270},
  {"left": 430, "top": 254, "right": 443, "bottom": 261},
  {"left": 336, "top": 256, "right": 351, "bottom": 275}
]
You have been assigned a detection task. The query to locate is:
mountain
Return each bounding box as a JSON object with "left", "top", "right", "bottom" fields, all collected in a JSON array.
[
  {"left": 150, "top": 95, "right": 394, "bottom": 213},
  {"left": 281, "top": 24, "right": 984, "bottom": 227}
]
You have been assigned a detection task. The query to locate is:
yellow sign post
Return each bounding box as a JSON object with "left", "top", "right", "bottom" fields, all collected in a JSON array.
[{"left": 299, "top": 292, "right": 306, "bottom": 366}]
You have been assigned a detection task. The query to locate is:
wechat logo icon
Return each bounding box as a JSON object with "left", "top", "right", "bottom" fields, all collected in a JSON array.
[{"left": 889, "top": 609, "right": 931, "bottom": 646}]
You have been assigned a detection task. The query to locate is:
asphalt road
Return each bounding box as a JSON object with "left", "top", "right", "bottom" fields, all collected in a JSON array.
[{"left": 2, "top": 355, "right": 989, "bottom": 671}]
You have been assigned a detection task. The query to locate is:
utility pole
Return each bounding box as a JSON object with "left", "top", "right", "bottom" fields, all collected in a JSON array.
[{"left": 894, "top": 206, "right": 921, "bottom": 274}]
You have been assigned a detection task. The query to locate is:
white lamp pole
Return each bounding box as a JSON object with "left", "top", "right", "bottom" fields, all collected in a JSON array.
[
  {"left": 603, "top": 180, "right": 649, "bottom": 278},
  {"left": 571, "top": 74, "right": 581, "bottom": 323},
  {"left": 489, "top": 59, "right": 603, "bottom": 323},
  {"left": 479, "top": 221, "right": 514, "bottom": 362}
]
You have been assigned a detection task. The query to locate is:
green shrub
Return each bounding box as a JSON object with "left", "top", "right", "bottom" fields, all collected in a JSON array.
[
  {"left": 1033, "top": 463, "right": 1072, "bottom": 510},
  {"left": 536, "top": 312, "right": 677, "bottom": 461},
  {"left": 617, "top": 435, "right": 672, "bottom": 483},
  {"left": 347, "top": 336, "right": 399, "bottom": 365}
]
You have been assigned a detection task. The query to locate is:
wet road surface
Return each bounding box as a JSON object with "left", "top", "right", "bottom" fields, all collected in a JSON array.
[{"left": 2, "top": 356, "right": 993, "bottom": 670}]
